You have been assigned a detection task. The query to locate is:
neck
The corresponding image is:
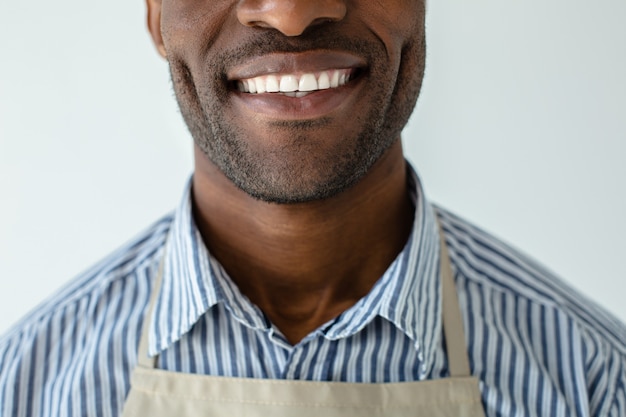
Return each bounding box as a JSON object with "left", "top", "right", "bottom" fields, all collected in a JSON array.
[{"left": 192, "top": 140, "right": 413, "bottom": 344}]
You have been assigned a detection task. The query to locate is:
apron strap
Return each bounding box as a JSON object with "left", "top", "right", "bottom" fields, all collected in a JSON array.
[{"left": 438, "top": 224, "right": 472, "bottom": 377}]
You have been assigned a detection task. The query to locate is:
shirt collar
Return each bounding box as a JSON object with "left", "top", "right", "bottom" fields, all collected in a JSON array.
[
  {"left": 149, "top": 164, "right": 442, "bottom": 374},
  {"left": 149, "top": 179, "right": 269, "bottom": 356}
]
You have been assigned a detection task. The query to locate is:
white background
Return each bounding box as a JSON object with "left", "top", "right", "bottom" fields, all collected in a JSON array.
[{"left": 1, "top": 0, "right": 625, "bottom": 334}]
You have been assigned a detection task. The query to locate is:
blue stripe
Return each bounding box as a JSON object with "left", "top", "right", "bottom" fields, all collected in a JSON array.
[
  {"left": 520, "top": 298, "right": 532, "bottom": 415},
  {"left": 198, "top": 311, "right": 210, "bottom": 375}
]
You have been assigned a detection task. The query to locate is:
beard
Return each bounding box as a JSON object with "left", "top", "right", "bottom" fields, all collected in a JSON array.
[{"left": 168, "top": 27, "right": 426, "bottom": 204}]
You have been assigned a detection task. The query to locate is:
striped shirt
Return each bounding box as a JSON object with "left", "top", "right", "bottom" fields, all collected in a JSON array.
[{"left": 1, "top": 166, "right": 625, "bottom": 416}]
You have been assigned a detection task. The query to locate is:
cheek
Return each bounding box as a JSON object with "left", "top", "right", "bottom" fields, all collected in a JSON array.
[
  {"left": 160, "top": 0, "right": 232, "bottom": 62},
  {"left": 392, "top": 0, "right": 426, "bottom": 34},
  {"left": 363, "top": 0, "right": 426, "bottom": 56}
]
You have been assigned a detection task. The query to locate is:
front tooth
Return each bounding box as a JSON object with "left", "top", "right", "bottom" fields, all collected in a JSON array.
[
  {"left": 318, "top": 72, "right": 330, "bottom": 89},
  {"left": 266, "top": 75, "right": 279, "bottom": 93},
  {"left": 339, "top": 73, "right": 347, "bottom": 85},
  {"left": 299, "top": 74, "right": 318, "bottom": 92},
  {"left": 279, "top": 75, "right": 298, "bottom": 92},
  {"left": 330, "top": 71, "right": 340, "bottom": 88}
]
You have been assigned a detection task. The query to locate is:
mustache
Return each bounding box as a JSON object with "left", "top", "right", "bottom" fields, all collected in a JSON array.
[{"left": 214, "top": 27, "right": 383, "bottom": 73}]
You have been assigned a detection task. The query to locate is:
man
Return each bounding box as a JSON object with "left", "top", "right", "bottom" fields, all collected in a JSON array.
[{"left": 1, "top": 0, "right": 625, "bottom": 416}]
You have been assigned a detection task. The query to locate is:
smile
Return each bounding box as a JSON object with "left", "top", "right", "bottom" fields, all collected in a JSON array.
[
  {"left": 227, "top": 52, "right": 366, "bottom": 120},
  {"left": 236, "top": 69, "right": 356, "bottom": 98}
]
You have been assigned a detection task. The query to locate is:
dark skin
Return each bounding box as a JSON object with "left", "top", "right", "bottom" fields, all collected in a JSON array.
[
  {"left": 146, "top": 0, "right": 426, "bottom": 344},
  {"left": 193, "top": 140, "right": 413, "bottom": 344}
]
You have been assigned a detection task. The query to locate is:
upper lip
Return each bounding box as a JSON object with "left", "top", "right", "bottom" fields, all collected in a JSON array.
[{"left": 227, "top": 51, "right": 367, "bottom": 81}]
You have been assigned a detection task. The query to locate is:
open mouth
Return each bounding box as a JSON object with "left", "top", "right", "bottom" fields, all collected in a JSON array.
[
  {"left": 234, "top": 68, "right": 362, "bottom": 98},
  {"left": 226, "top": 52, "right": 368, "bottom": 119}
]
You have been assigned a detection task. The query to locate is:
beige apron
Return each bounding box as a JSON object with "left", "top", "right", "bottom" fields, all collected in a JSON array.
[{"left": 122, "top": 228, "right": 486, "bottom": 416}]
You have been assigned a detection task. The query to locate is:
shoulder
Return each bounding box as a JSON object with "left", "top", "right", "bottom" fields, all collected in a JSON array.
[
  {"left": 1, "top": 214, "right": 171, "bottom": 341},
  {"left": 436, "top": 206, "right": 625, "bottom": 348},
  {"left": 0, "top": 214, "right": 172, "bottom": 415},
  {"left": 435, "top": 206, "right": 626, "bottom": 416}
]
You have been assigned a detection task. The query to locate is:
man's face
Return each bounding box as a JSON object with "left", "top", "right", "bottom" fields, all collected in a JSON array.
[{"left": 149, "top": 0, "right": 426, "bottom": 203}]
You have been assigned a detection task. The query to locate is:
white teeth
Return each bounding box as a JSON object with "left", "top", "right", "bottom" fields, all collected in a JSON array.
[
  {"left": 237, "top": 69, "right": 354, "bottom": 96},
  {"left": 278, "top": 91, "right": 313, "bottom": 98},
  {"left": 318, "top": 72, "right": 330, "bottom": 90},
  {"left": 247, "top": 79, "right": 257, "bottom": 93},
  {"left": 330, "top": 71, "right": 340, "bottom": 88},
  {"left": 266, "top": 75, "right": 279, "bottom": 93},
  {"left": 279, "top": 75, "right": 298, "bottom": 92},
  {"left": 255, "top": 78, "right": 266, "bottom": 94},
  {"left": 299, "top": 74, "right": 318, "bottom": 92}
]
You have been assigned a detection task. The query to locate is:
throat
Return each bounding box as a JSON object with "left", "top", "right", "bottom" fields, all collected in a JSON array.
[{"left": 237, "top": 273, "right": 377, "bottom": 345}]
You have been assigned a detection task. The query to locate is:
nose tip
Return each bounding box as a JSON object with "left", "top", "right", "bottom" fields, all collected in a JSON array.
[{"left": 237, "top": 0, "right": 347, "bottom": 37}]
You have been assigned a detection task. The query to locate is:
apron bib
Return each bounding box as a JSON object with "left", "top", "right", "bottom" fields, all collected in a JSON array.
[{"left": 122, "top": 226, "right": 486, "bottom": 417}]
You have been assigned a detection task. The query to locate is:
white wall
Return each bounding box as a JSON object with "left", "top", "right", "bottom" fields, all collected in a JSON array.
[{"left": 1, "top": 0, "right": 624, "bottom": 334}]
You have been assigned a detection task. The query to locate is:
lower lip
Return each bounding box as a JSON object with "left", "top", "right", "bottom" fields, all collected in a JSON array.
[{"left": 230, "top": 76, "right": 364, "bottom": 121}]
